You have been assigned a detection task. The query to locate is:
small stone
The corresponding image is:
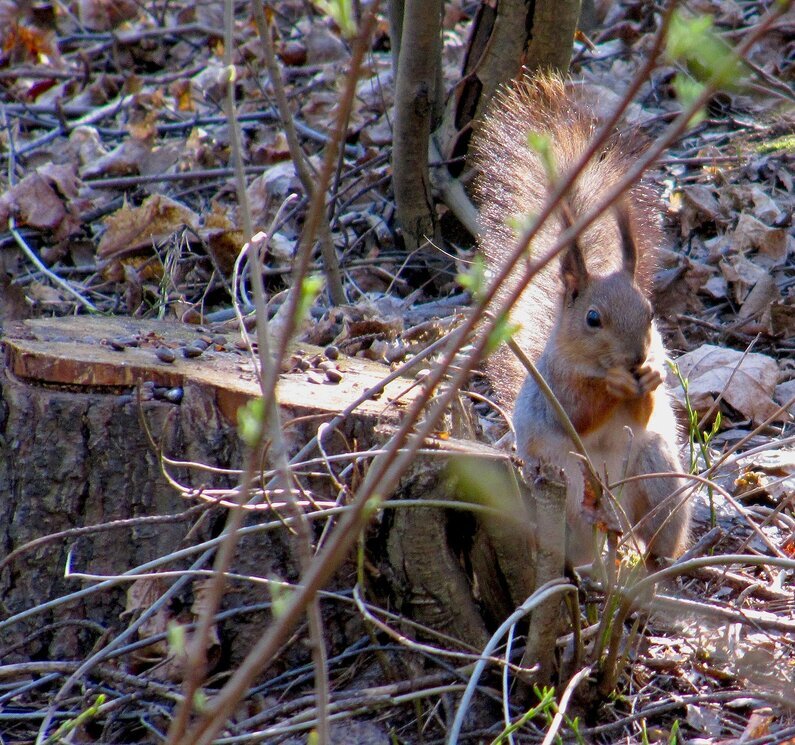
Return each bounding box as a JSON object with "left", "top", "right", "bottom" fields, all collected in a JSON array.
[
  {"left": 325, "top": 368, "right": 343, "bottom": 383},
  {"left": 317, "top": 360, "right": 336, "bottom": 372},
  {"left": 108, "top": 336, "right": 139, "bottom": 350},
  {"left": 163, "top": 387, "right": 184, "bottom": 404},
  {"left": 324, "top": 345, "right": 340, "bottom": 360},
  {"left": 290, "top": 355, "right": 311, "bottom": 371},
  {"left": 183, "top": 342, "right": 206, "bottom": 358},
  {"left": 212, "top": 334, "right": 227, "bottom": 345},
  {"left": 156, "top": 346, "right": 176, "bottom": 363}
]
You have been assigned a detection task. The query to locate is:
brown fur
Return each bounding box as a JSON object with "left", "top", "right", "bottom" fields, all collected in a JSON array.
[
  {"left": 473, "top": 73, "right": 692, "bottom": 562},
  {"left": 472, "top": 72, "right": 663, "bottom": 411}
]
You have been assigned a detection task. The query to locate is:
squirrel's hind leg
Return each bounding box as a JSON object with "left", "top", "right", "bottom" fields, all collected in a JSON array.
[{"left": 623, "top": 432, "right": 693, "bottom": 560}]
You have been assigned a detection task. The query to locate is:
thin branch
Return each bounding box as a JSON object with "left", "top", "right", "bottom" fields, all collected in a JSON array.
[
  {"left": 251, "top": 0, "right": 345, "bottom": 305},
  {"left": 8, "top": 218, "right": 98, "bottom": 311}
]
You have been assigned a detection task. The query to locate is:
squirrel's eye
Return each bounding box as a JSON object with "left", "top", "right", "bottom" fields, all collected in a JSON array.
[{"left": 585, "top": 309, "right": 602, "bottom": 328}]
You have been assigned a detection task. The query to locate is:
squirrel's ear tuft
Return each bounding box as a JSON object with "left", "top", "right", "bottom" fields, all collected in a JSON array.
[
  {"left": 560, "top": 241, "right": 588, "bottom": 299},
  {"left": 559, "top": 201, "right": 588, "bottom": 298},
  {"left": 614, "top": 202, "right": 638, "bottom": 278}
]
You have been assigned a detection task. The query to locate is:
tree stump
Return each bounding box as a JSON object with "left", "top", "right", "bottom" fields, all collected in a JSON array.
[{"left": 0, "top": 316, "right": 537, "bottom": 677}]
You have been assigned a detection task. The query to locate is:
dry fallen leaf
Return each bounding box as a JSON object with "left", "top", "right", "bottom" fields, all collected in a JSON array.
[
  {"left": 719, "top": 254, "right": 768, "bottom": 304},
  {"left": 81, "top": 137, "right": 152, "bottom": 179},
  {"left": 78, "top": 0, "right": 139, "bottom": 30},
  {"left": 678, "top": 184, "right": 721, "bottom": 234},
  {"left": 673, "top": 344, "right": 783, "bottom": 424},
  {"left": 98, "top": 194, "right": 199, "bottom": 260},
  {"left": 736, "top": 273, "right": 779, "bottom": 332},
  {"left": 203, "top": 201, "right": 244, "bottom": 274},
  {"left": 732, "top": 212, "right": 791, "bottom": 266},
  {"left": 124, "top": 576, "right": 169, "bottom": 665},
  {"left": 0, "top": 169, "right": 81, "bottom": 239}
]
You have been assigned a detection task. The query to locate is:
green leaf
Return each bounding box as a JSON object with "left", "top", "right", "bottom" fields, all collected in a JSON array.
[
  {"left": 167, "top": 621, "right": 186, "bottom": 656},
  {"left": 312, "top": 0, "right": 356, "bottom": 37},
  {"left": 484, "top": 314, "right": 520, "bottom": 357},
  {"left": 193, "top": 689, "right": 208, "bottom": 713},
  {"left": 270, "top": 579, "right": 292, "bottom": 619},
  {"left": 238, "top": 397, "right": 265, "bottom": 446},
  {"left": 507, "top": 211, "right": 538, "bottom": 241},
  {"left": 457, "top": 253, "right": 488, "bottom": 300},
  {"left": 666, "top": 10, "right": 747, "bottom": 92},
  {"left": 362, "top": 492, "right": 385, "bottom": 521},
  {"left": 527, "top": 131, "right": 556, "bottom": 180},
  {"left": 295, "top": 275, "right": 323, "bottom": 326},
  {"left": 672, "top": 75, "right": 706, "bottom": 126},
  {"left": 448, "top": 456, "right": 518, "bottom": 514}
]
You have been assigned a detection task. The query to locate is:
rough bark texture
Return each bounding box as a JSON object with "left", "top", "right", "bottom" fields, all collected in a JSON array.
[
  {"left": 522, "top": 462, "right": 568, "bottom": 684},
  {"left": 524, "top": 0, "right": 582, "bottom": 74},
  {"left": 434, "top": 0, "right": 531, "bottom": 178},
  {"left": 0, "top": 316, "right": 540, "bottom": 675},
  {"left": 0, "top": 356, "right": 367, "bottom": 672},
  {"left": 434, "top": 0, "right": 581, "bottom": 186},
  {"left": 0, "top": 317, "right": 411, "bottom": 670},
  {"left": 392, "top": 0, "right": 443, "bottom": 252}
]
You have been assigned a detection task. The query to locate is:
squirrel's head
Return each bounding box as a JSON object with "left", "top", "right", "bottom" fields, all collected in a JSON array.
[{"left": 557, "top": 204, "right": 654, "bottom": 375}]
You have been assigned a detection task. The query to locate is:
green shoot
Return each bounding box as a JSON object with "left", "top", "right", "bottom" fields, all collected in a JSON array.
[
  {"left": 312, "top": 0, "right": 356, "bottom": 37},
  {"left": 44, "top": 694, "right": 106, "bottom": 744},
  {"left": 457, "top": 253, "right": 488, "bottom": 300},
  {"left": 237, "top": 397, "right": 265, "bottom": 447},
  {"left": 485, "top": 313, "right": 521, "bottom": 357},
  {"left": 669, "top": 361, "right": 720, "bottom": 527},
  {"left": 490, "top": 686, "right": 557, "bottom": 744},
  {"left": 295, "top": 275, "right": 323, "bottom": 326}
]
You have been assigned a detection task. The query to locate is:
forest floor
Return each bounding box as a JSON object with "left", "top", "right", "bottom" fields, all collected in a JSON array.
[{"left": 1, "top": 0, "right": 794, "bottom": 743}]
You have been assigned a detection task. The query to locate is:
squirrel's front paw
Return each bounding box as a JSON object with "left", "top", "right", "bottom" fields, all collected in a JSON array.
[
  {"left": 606, "top": 365, "right": 663, "bottom": 399},
  {"left": 605, "top": 367, "right": 641, "bottom": 399},
  {"left": 635, "top": 364, "right": 663, "bottom": 396}
]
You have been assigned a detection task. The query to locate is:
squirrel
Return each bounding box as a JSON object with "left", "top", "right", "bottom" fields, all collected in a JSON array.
[{"left": 472, "top": 73, "right": 692, "bottom": 564}]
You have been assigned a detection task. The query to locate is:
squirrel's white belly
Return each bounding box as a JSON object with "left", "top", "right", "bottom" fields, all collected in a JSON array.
[{"left": 581, "top": 406, "right": 640, "bottom": 487}]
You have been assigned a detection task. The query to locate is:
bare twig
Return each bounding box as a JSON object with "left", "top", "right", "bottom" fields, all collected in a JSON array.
[
  {"left": 447, "top": 581, "right": 577, "bottom": 745},
  {"left": 8, "top": 218, "right": 98, "bottom": 311},
  {"left": 251, "top": 4, "right": 342, "bottom": 308}
]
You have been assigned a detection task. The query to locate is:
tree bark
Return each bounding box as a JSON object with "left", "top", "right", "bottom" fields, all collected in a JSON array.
[
  {"left": 524, "top": 0, "right": 582, "bottom": 73},
  {"left": 392, "top": 0, "right": 443, "bottom": 253},
  {"left": 0, "top": 316, "right": 539, "bottom": 670}
]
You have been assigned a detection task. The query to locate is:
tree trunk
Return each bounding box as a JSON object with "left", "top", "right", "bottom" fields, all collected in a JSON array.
[
  {"left": 391, "top": 0, "right": 444, "bottom": 253},
  {"left": 0, "top": 316, "right": 538, "bottom": 674}
]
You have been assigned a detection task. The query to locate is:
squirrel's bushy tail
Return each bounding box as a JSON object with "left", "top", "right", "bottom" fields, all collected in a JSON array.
[{"left": 472, "top": 72, "right": 662, "bottom": 409}]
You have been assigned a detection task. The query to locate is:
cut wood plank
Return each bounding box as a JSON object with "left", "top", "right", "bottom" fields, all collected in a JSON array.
[{"left": 2, "top": 316, "right": 420, "bottom": 423}]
